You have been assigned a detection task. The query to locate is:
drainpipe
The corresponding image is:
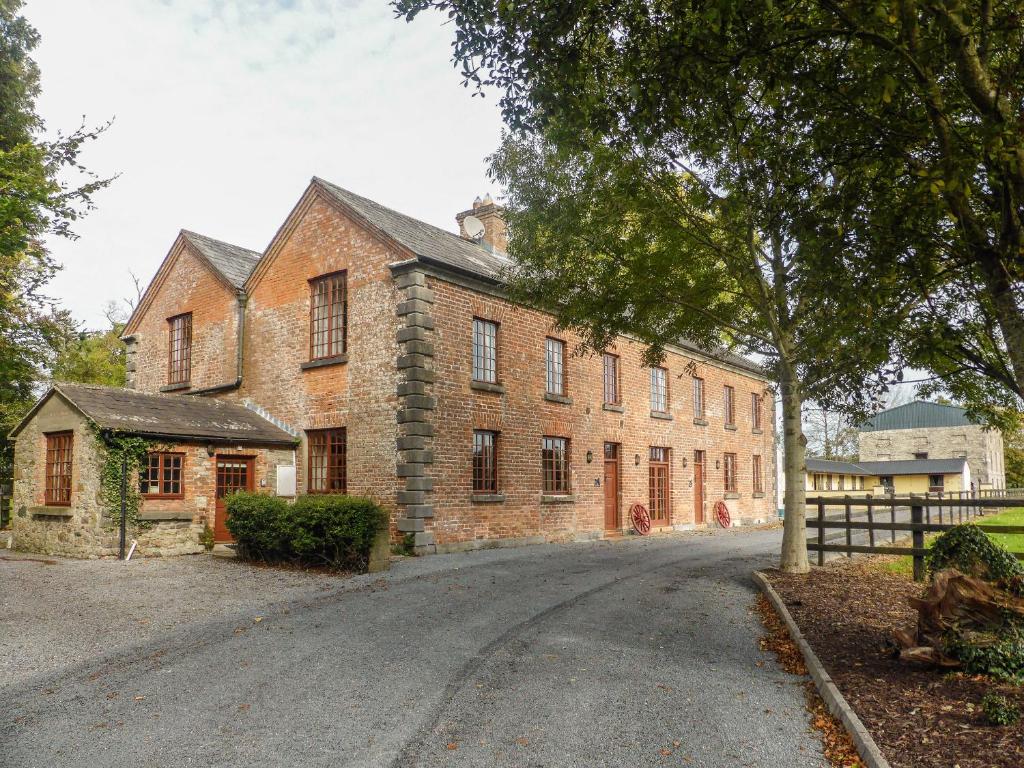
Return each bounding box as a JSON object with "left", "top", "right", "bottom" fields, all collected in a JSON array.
[
  {"left": 187, "top": 292, "right": 247, "bottom": 396},
  {"left": 119, "top": 453, "right": 127, "bottom": 559}
]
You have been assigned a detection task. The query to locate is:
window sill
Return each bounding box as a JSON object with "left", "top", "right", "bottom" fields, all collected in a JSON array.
[
  {"left": 31, "top": 506, "right": 73, "bottom": 517},
  {"left": 602, "top": 403, "right": 624, "bottom": 413},
  {"left": 471, "top": 493, "right": 506, "bottom": 504},
  {"left": 752, "top": 492, "right": 765, "bottom": 499},
  {"left": 470, "top": 380, "right": 505, "bottom": 395},
  {"left": 160, "top": 382, "right": 191, "bottom": 393},
  {"left": 138, "top": 511, "right": 193, "bottom": 521},
  {"left": 724, "top": 424, "right": 738, "bottom": 431},
  {"left": 301, "top": 353, "right": 348, "bottom": 371},
  {"left": 693, "top": 418, "right": 708, "bottom": 426},
  {"left": 724, "top": 492, "right": 740, "bottom": 499},
  {"left": 544, "top": 393, "right": 572, "bottom": 405},
  {"left": 541, "top": 494, "right": 575, "bottom": 504},
  {"left": 650, "top": 411, "right": 673, "bottom": 421}
]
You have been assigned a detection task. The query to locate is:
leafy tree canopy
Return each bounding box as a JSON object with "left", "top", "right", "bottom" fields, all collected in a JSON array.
[
  {"left": 395, "top": 0, "right": 1024, "bottom": 424},
  {"left": 0, "top": 0, "right": 111, "bottom": 471}
]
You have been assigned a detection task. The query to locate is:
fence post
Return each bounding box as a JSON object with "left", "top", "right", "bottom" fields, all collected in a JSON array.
[
  {"left": 817, "top": 499, "right": 825, "bottom": 567},
  {"left": 844, "top": 496, "right": 852, "bottom": 558},
  {"left": 890, "top": 495, "right": 897, "bottom": 544},
  {"left": 866, "top": 496, "right": 875, "bottom": 549},
  {"left": 911, "top": 502, "right": 924, "bottom": 582}
]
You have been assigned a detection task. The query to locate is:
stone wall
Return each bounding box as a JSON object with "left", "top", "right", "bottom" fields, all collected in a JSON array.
[
  {"left": 12, "top": 393, "right": 297, "bottom": 558},
  {"left": 858, "top": 424, "right": 1006, "bottom": 488},
  {"left": 11, "top": 396, "right": 117, "bottom": 558}
]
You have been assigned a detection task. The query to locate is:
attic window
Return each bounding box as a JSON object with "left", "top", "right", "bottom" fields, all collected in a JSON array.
[
  {"left": 310, "top": 272, "right": 347, "bottom": 361},
  {"left": 168, "top": 313, "right": 192, "bottom": 386}
]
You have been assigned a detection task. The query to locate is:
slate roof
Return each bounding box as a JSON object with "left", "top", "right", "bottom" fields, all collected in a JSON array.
[
  {"left": 181, "top": 230, "right": 261, "bottom": 289},
  {"left": 859, "top": 400, "right": 975, "bottom": 432},
  {"left": 856, "top": 458, "right": 968, "bottom": 476},
  {"left": 314, "top": 177, "right": 513, "bottom": 282},
  {"left": 314, "top": 177, "right": 765, "bottom": 377},
  {"left": 806, "top": 458, "right": 871, "bottom": 475},
  {"left": 806, "top": 456, "right": 968, "bottom": 476},
  {"left": 10, "top": 383, "right": 296, "bottom": 445}
]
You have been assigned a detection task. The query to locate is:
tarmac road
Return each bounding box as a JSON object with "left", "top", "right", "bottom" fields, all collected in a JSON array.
[{"left": 1, "top": 528, "right": 824, "bottom": 767}]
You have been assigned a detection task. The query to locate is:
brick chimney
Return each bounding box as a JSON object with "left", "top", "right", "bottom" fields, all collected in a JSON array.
[{"left": 456, "top": 194, "right": 507, "bottom": 253}]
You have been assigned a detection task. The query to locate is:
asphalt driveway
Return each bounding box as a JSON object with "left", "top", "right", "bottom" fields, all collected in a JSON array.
[{"left": 1, "top": 528, "right": 824, "bottom": 767}]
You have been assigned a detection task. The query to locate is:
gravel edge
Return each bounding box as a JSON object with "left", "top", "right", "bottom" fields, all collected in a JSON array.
[{"left": 752, "top": 570, "right": 892, "bottom": 768}]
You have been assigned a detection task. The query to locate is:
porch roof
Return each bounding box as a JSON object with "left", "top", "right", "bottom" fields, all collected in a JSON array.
[{"left": 10, "top": 383, "right": 297, "bottom": 446}]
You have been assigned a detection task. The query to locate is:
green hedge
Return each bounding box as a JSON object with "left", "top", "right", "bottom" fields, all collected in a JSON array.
[{"left": 225, "top": 492, "right": 388, "bottom": 571}]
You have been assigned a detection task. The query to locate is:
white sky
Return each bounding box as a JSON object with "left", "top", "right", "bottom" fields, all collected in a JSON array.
[{"left": 28, "top": 0, "right": 504, "bottom": 328}]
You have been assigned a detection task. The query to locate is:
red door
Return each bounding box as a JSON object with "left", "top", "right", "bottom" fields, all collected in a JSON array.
[
  {"left": 649, "top": 447, "right": 670, "bottom": 526},
  {"left": 214, "top": 456, "right": 254, "bottom": 542},
  {"left": 693, "top": 450, "right": 706, "bottom": 525},
  {"left": 603, "top": 443, "right": 620, "bottom": 530}
]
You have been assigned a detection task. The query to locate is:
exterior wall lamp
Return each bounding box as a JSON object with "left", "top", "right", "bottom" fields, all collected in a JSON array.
[{"left": 586, "top": 450, "right": 593, "bottom": 464}]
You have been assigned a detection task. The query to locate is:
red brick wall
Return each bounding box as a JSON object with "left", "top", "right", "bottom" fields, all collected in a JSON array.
[
  {"left": 426, "top": 276, "right": 776, "bottom": 547},
  {"left": 239, "top": 193, "right": 403, "bottom": 520},
  {"left": 129, "top": 241, "right": 241, "bottom": 393}
]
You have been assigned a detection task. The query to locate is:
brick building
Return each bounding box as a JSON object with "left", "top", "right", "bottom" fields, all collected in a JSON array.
[{"left": 12, "top": 177, "right": 776, "bottom": 556}]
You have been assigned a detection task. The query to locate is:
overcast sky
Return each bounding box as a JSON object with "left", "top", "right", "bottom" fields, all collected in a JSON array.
[{"left": 28, "top": 0, "right": 504, "bottom": 328}]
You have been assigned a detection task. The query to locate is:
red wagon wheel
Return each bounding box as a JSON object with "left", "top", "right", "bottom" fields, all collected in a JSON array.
[
  {"left": 714, "top": 500, "right": 732, "bottom": 529},
  {"left": 630, "top": 503, "right": 652, "bottom": 535}
]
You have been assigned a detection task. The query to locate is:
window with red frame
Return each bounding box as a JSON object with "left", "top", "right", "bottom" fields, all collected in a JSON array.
[
  {"left": 724, "top": 385, "right": 736, "bottom": 426},
  {"left": 603, "top": 353, "right": 620, "bottom": 405},
  {"left": 307, "top": 428, "right": 347, "bottom": 493},
  {"left": 542, "top": 436, "right": 571, "bottom": 494},
  {"left": 168, "top": 313, "right": 192, "bottom": 385},
  {"left": 752, "top": 455, "right": 764, "bottom": 494},
  {"left": 751, "top": 392, "right": 763, "bottom": 430},
  {"left": 309, "top": 272, "right": 347, "bottom": 360},
  {"left": 723, "top": 452, "right": 738, "bottom": 493},
  {"left": 140, "top": 452, "right": 184, "bottom": 497},
  {"left": 472, "top": 430, "right": 498, "bottom": 493},
  {"left": 44, "top": 432, "right": 73, "bottom": 505}
]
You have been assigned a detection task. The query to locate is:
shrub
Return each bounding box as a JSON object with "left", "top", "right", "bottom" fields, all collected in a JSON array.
[
  {"left": 946, "top": 628, "right": 1024, "bottom": 683},
  {"left": 926, "top": 524, "right": 1024, "bottom": 592},
  {"left": 225, "top": 492, "right": 387, "bottom": 571},
  {"left": 981, "top": 692, "right": 1021, "bottom": 726}
]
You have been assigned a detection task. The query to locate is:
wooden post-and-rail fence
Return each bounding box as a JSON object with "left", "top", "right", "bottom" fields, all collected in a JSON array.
[{"left": 807, "top": 495, "right": 1024, "bottom": 582}]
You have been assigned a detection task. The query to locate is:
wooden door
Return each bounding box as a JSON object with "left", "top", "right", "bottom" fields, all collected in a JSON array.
[
  {"left": 649, "top": 447, "right": 670, "bottom": 526},
  {"left": 214, "top": 456, "right": 254, "bottom": 542},
  {"left": 693, "top": 450, "right": 706, "bottom": 525},
  {"left": 603, "top": 443, "right": 620, "bottom": 530}
]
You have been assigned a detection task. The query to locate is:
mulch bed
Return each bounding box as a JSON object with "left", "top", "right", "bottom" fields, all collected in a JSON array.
[{"left": 764, "top": 559, "right": 1024, "bottom": 768}]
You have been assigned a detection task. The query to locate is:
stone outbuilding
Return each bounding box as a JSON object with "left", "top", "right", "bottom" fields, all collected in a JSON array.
[
  {"left": 9, "top": 382, "right": 297, "bottom": 558},
  {"left": 858, "top": 400, "right": 1005, "bottom": 490}
]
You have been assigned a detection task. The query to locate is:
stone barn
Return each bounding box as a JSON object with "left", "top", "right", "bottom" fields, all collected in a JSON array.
[{"left": 9, "top": 382, "right": 296, "bottom": 558}]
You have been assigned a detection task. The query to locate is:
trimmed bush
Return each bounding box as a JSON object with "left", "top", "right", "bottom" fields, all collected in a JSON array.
[{"left": 225, "top": 492, "right": 388, "bottom": 571}]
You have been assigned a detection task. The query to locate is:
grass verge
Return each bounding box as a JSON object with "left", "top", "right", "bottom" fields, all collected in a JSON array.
[{"left": 875, "top": 506, "right": 1024, "bottom": 578}]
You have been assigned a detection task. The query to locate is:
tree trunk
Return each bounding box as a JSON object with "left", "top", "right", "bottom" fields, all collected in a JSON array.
[{"left": 779, "top": 364, "right": 809, "bottom": 573}]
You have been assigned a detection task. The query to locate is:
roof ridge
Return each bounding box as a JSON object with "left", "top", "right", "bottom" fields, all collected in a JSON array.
[
  {"left": 312, "top": 177, "right": 502, "bottom": 253},
  {"left": 180, "top": 229, "right": 261, "bottom": 260}
]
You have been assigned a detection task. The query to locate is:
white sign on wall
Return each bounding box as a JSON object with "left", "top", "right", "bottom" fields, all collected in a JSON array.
[{"left": 276, "top": 465, "right": 297, "bottom": 497}]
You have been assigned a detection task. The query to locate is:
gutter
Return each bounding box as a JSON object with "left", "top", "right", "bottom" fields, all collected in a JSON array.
[{"left": 187, "top": 292, "right": 247, "bottom": 397}]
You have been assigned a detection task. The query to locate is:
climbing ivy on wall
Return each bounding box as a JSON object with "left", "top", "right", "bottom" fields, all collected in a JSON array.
[{"left": 92, "top": 428, "right": 152, "bottom": 530}]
